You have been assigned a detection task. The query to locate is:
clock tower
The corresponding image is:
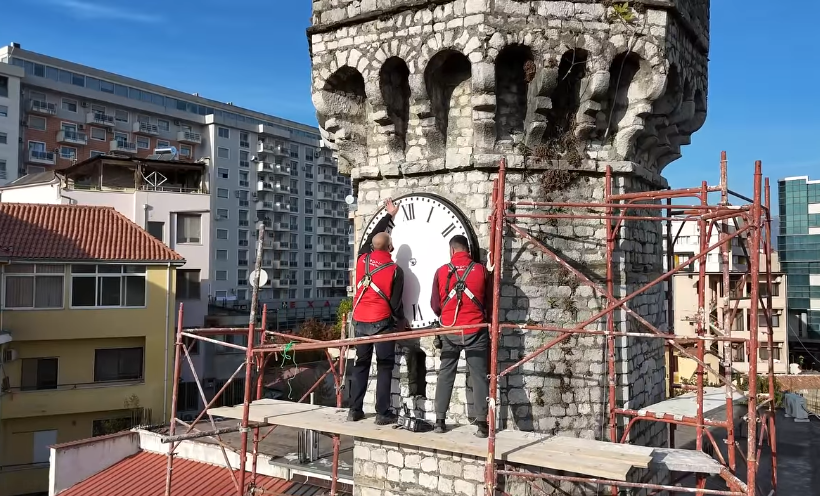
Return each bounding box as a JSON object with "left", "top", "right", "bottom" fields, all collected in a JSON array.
[{"left": 309, "top": 1, "right": 709, "bottom": 493}]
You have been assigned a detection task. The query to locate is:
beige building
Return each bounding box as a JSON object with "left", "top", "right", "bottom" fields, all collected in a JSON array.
[{"left": 667, "top": 220, "right": 789, "bottom": 384}]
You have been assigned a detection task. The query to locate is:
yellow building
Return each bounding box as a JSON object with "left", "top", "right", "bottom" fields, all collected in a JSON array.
[{"left": 0, "top": 203, "right": 184, "bottom": 496}]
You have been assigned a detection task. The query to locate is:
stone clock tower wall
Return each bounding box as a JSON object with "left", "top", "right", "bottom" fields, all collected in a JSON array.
[{"left": 309, "top": 1, "right": 709, "bottom": 494}]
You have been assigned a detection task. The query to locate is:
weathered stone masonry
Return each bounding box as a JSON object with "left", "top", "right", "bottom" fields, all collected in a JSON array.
[{"left": 309, "top": 1, "right": 709, "bottom": 494}]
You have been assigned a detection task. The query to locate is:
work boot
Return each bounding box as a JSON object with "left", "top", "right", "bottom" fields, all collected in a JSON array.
[
  {"left": 475, "top": 421, "right": 489, "bottom": 438},
  {"left": 374, "top": 413, "right": 398, "bottom": 425},
  {"left": 347, "top": 410, "right": 365, "bottom": 422},
  {"left": 434, "top": 420, "right": 447, "bottom": 434}
]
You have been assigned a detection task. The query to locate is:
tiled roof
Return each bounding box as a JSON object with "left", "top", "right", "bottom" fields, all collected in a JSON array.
[
  {"left": 0, "top": 203, "right": 183, "bottom": 262},
  {"left": 58, "top": 451, "right": 332, "bottom": 496}
]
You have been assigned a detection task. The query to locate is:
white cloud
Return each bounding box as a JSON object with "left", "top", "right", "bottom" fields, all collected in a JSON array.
[{"left": 43, "top": 0, "right": 162, "bottom": 23}]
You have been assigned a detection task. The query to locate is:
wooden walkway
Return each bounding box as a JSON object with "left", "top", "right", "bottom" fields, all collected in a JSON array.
[{"left": 210, "top": 399, "right": 686, "bottom": 481}]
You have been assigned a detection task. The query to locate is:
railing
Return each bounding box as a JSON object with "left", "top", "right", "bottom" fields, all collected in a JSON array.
[
  {"left": 57, "top": 130, "right": 88, "bottom": 144},
  {"left": 88, "top": 112, "right": 115, "bottom": 125},
  {"left": 28, "top": 149, "right": 55, "bottom": 163},
  {"left": 110, "top": 140, "right": 137, "bottom": 153},
  {"left": 135, "top": 122, "right": 160, "bottom": 135},
  {"left": 30, "top": 99, "right": 57, "bottom": 114},
  {"left": 177, "top": 130, "right": 202, "bottom": 143}
]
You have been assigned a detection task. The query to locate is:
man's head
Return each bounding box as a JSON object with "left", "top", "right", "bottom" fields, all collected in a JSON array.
[
  {"left": 372, "top": 232, "right": 394, "bottom": 253},
  {"left": 449, "top": 235, "right": 469, "bottom": 257}
]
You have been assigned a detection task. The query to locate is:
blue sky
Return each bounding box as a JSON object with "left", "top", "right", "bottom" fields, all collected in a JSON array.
[{"left": 4, "top": 0, "right": 819, "bottom": 203}]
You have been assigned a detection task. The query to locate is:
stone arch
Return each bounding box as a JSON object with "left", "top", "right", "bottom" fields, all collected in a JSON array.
[
  {"left": 495, "top": 44, "right": 534, "bottom": 142},
  {"left": 604, "top": 51, "right": 654, "bottom": 137},
  {"left": 423, "top": 49, "right": 472, "bottom": 155},
  {"left": 379, "top": 57, "right": 411, "bottom": 152},
  {"left": 545, "top": 48, "right": 589, "bottom": 144},
  {"left": 315, "top": 66, "right": 368, "bottom": 174}
]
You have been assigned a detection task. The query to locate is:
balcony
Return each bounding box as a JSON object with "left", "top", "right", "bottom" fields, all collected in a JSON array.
[
  {"left": 318, "top": 208, "right": 334, "bottom": 218},
  {"left": 318, "top": 226, "right": 333, "bottom": 235},
  {"left": 257, "top": 162, "right": 275, "bottom": 174},
  {"left": 318, "top": 155, "right": 334, "bottom": 165},
  {"left": 257, "top": 141, "right": 277, "bottom": 155},
  {"left": 110, "top": 140, "right": 138, "bottom": 154},
  {"left": 318, "top": 191, "right": 333, "bottom": 200},
  {"left": 334, "top": 245, "right": 347, "bottom": 253},
  {"left": 134, "top": 122, "right": 160, "bottom": 135},
  {"left": 334, "top": 280, "right": 346, "bottom": 288},
  {"left": 1, "top": 381, "right": 148, "bottom": 419},
  {"left": 256, "top": 201, "right": 274, "bottom": 211},
  {"left": 29, "top": 99, "right": 56, "bottom": 115},
  {"left": 317, "top": 173, "right": 335, "bottom": 184},
  {"left": 86, "top": 112, "right": 115, "bottom": 127},
  {"left": 257, "top": 181, "right": 275, "bottom": 192},
  {"left": 28, "top": 149, "right": 55, "bottom": 165},
  {"left": 274, "top": 203, "right": 291, "bottom": 213},
  {"left": 271, "top": 280, "right": 289, "bottom": 288},
  {"left": 334, "top": 209, "right": 347, "bottom": 218},
  {"left": 177, "top": 130, "right": 202, "bottom": 144},
  {"left": 55, "top": 130, "right": 88, "bottom": 146},
  {"left": 317, "top": 279, "right": 333, "bottom": 288},
  {"left": 317, "top": 244, "right": 334, "bottom": 253},
  {"left": 273, "top": 222, "right": 290, "bottom": 231},
  {"left": 273, "top": 241, "right": 289, "bottom": 250}
]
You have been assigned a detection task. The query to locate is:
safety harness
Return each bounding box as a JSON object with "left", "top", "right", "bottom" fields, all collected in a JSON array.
[
  {"left": 352, "top": 253, "right": 396, "bottom": 314},
  {"left": 441, "top": 262, "right": 485, "bottom": 326}
]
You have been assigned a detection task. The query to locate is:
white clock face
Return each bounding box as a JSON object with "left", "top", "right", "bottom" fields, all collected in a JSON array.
[{"left": 361, "top": 194, "right": 475, "bottom": 329}]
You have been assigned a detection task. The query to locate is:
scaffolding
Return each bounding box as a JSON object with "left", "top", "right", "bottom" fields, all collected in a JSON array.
[{"left": 161, "top": 153, "right": 778, "bottom": 496}]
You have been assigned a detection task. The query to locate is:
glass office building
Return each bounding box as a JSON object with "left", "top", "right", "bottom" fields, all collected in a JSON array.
[{"left": 778, "top": 176, "right": 820, "bottom": 360}]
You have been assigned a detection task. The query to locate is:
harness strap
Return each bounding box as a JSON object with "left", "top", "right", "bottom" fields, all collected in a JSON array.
[
  {"left": 441, "top": 262, "right": 485, "bottom": 318},
  {"left": 352, "top": 253, "right": 396, "bottom": 313}
]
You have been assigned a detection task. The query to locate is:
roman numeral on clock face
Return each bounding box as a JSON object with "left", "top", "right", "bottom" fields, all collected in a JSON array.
[
  {"left": 412, "top": 304, "right": 424, "bottom": 321},
  {"left": 441, "top": 223, "right": 456, "bottom": 237},
  {"left": 401, "top": 203, "right": 415, "bottom": 221}
]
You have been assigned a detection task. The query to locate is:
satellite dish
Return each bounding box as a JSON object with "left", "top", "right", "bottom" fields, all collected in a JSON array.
[
  {"left": 248, "top": 269, "right": 269, "bottom": 288},
  {"left": 344, "top": 194, "right": 355, "bottom": 205}
]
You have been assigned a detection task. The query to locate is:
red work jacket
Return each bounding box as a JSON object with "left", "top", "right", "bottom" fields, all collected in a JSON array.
[
  {"left": 430, "top": 251, "right": 488, "bottom": 334},
  {"left": 352, "top": 250, "right": 399, "bottom": 323}
]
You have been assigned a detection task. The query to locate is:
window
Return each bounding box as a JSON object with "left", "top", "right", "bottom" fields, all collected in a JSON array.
[
  {"left": 0, "top": 105, "right": 7, "bottom": 117},
  {"left": 217, "top": 147, "right": 230, "bottom": 159},
  {"left": 176, "top": 270, "right": 201, "bottom": 300},
  {"left": 180, "top": 145, "right": 192, "bottom": 157},
  {"left": 176, "top": 382, "right": 199, "bottom": 411},
  {"left": 32, "top": 430, "right": 58, "bottom": 464},
  {"left": 239, "top": 170, "right": 249, "bottom": 187},
  {"left": 70, "top": 265, "right": 146, "bottom": 308},
  {"left": 3, "top": 264, "right": 64, "bottom": 308},
  {"left": 115, "top": 109, "right": 129, "bottom": 123},
  {"left": 137, "top": 114, "right": 149, "bottom": 124},
  {"left": 157, "top": 140, "right": 170, "bottom": 148},
  {"left": 0, "top": 76, "right": 8, "bottom": 97},
  {"left": 0, "top": 160, "right": 5, "bottom": 180},
  {"left": 216, "top": 250, "right": 228, "bottom": 261},
  {"left": 94, "top": 347, "right": 144, "bottom": 382},
  {"left": 90, "top": 127, "right": 106, "bottom": 141},
  {"left": 158, "top": 119, "right": 170, "bottom": 131},
  {"left": 217, "top": 188, "right": 229, "bottom": 198},
  {"left": 239, "top": 150, "right": 249, "bottom": 168},
  {"left": 758, "top": 346, "right": 781, "bottom": 361},
  {"left": 60, "top": 146, "right": 76, "bottom": 160},
  {"left": 731, "top": 343, "right": 745, "bottom": 362},
  {"left": 217, "top": 167, "right": 229, "bottom": 179},
  {"left": 304, "top": 289, "right": 312, "bottom": 298},
  {"left": 214, "top": 290, "right": 228, "bottom": 299},
  {"left": 216, "top": 208, "right": 229, "bottom": 219},
  {"left": 21, "top": 358, "right": 58, "bottom": 391},
  {"left": 216, "top": 270, "right": 228, "bottom": 281},
  {"left": 756, "top": 312, "right": 781, "bottom": 328},
  {"left": 290, "top": 143, "right": 300, "bottom": 158},
  {"left": 176, "top": 214, "right": 201, "bottom": 243},
  {"left": 218, "top": 127, "right": 230, "bottom": 139},
  {"left": 61, "top": 98, "right": 78, "bottom": 112},
  {"left": 114, "top": 131, "right": 129, "bottom": 145},
  {"left": 0, "top": 132, "right": 6, "bottom": 145},
  {"left": 136, "top": 136, "right": 150, "bottom": 149},
  {"left": 147, "top": 221, "right": 163, "bottom": 241},
  {"left": 240, "top": 132, "right": 249, "bottom": 148},
  {"left": 28, "top": 115, "right": 46, "bottom": 130},
  {"left": 216, "top": 229, "right": 229, "bottom": 240},
  {"left": 237, "top": 289, "right": 247, "bottom": 300}
]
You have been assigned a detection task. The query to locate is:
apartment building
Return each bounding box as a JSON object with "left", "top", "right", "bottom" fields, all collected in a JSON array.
[
  {"left": 0, "top": 42, "right": 352, "bottom": 316},
  {"left": 665, "top": 219, "right": 789, "bottom": 384},
  {"left": 0, "top": 62, "right": 23, "bottom": 183},
  {"left": 0, "top": 203, "right": 183, "bottom": 496},
  {"left": 778, "top": 175, "right": 820, "bottom": 360}
]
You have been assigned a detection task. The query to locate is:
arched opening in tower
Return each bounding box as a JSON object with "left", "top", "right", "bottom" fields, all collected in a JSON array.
[
  {"left": 604, "top": 52, "right": 652, "bottom": 140},
  {"left": 543, "top": 49, "right": 588, "bottom": 151},
  {"left": 321, "top": 66, "right": 367, "bottom": 172},
  {"left": 495, "top": 44, "right": 533, "bottom": 142},
  {"left": 379, "top": 57, "right": 411, "bottom": 152},
  {"left": 424, "top": 50, "right": 472, "bottom": 152}
]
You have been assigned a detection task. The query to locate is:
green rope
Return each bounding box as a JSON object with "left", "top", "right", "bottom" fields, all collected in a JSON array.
[{"left": 280, "top": 341, "right": 296, "bottom": 399}]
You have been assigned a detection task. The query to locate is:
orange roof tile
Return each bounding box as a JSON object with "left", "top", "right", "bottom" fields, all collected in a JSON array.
[
  {"left": 0, "top": 203, "right": 183, "bottom": 263},
  {"left": 58, "top": 451, "right": 336, "bottom": 496}
]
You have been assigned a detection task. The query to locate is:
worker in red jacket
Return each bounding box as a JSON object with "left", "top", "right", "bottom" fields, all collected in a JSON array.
[
  {"left": 348, "top": 199, "right": 405, "bottom": 425},
  {"left": 430, "top": 234, "right": 491, "bottom": 438}
]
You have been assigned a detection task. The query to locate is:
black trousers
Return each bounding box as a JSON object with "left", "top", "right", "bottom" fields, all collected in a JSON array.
[
  {"left": 398, "top": 339, "right": 427, "bottom": 397},
  {"left": 350, "top": 319, "right": 395, "bottom": 416},
  {"left": 434, "top": 330, "right": 490, "bottom": 421}
]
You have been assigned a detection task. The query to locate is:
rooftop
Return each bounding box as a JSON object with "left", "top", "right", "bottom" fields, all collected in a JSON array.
[{"left": 0, "top": 203, "right": 184, "bottom": 263}]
